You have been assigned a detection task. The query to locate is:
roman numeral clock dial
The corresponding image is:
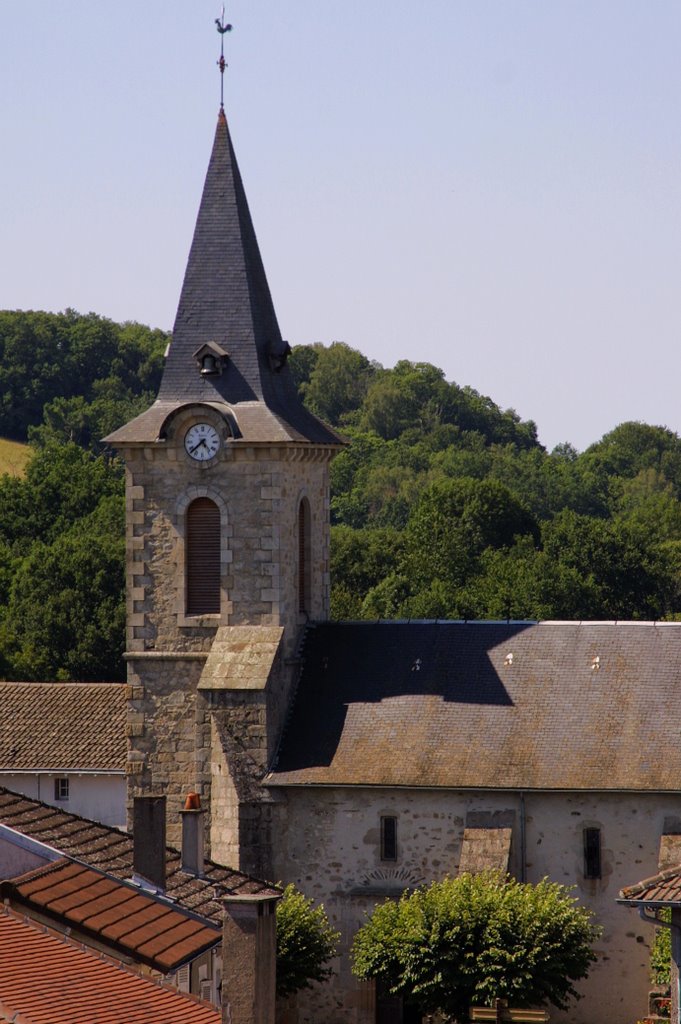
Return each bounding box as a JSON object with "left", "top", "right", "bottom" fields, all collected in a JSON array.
[{"left": 184, "top": 423, "right": 221, "bottom": 461}]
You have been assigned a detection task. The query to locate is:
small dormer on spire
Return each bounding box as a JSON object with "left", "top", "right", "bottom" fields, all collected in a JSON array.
[{"left": 194, "top": 340, "right": 229, "bottom": 377}]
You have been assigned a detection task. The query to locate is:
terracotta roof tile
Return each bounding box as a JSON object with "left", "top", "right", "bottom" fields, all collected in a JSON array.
[
  {"left": 0, "top": 787, "right": 280, "bottom": 926},
  {"left": 619, "top": 864, "right": 681, "bottom": 904},
  {"left": 0, "top": 906, "right": 221, "bottom": 1023},
  {"left": 269, "top": 621, "right": 681, "bottom": 790},
  {"left": 0, "top": 682, "right": 126, "bottom": 771},
  {"left": 4, "top": 858, "right": 220, "bottom": 972}
]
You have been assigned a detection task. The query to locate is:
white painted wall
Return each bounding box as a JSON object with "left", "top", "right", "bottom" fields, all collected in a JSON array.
[
  {"left": 271, "top": 786, "right": 681, "bottom": 1024},
  {"left": 0, "top": 830, "right": 52, "bottom": 880},
  {"left": 0, "top": 773, "right": 126, "bottom": 828}
]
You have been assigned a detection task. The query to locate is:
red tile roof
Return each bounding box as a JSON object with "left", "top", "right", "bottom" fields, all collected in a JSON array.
[
  {"left": 619, "top": 864, "right": 681, "bottom": 905},
  {"left": 4, "top": 858, "right": 220, "bottom": 972},
  {"left": 0, "top": 682, "right": 126, "bottom": 771},
  {"left": 0, "top": 787, "right": 280, "bottom": 923},
  {"left": 0, "top": 906, "right": 221, "bottom": 1024}
]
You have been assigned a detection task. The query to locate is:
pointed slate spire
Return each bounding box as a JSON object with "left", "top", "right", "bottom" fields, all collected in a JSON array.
[
  {"left": 159, "top": 109, "right": 274, "bottom": 404},
  {"left": 107, "top": 110, "right": 341, "bottom": 447},
  {"left": 157, "top": 109, "right": 340, "bottom": 444}
]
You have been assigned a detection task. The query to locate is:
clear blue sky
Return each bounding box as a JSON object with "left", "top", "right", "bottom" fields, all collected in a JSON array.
[{"left": 2, "top": 2, "right": 681, "bottom": 451}]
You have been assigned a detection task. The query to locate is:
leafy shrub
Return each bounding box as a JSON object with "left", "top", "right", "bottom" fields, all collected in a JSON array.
[{"left": 276, "top": 883, "right": 340, "bottom": 997}]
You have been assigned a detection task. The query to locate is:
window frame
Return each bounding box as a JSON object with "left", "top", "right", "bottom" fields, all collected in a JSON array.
[
  {"left": 583, "top": 826, "right": 601, "bottom": 879},
  {"left": 380, "top": 815, "right": 398, "bottom": 862},
  {"left": 54, "top": 777, "right": 70, "bottom": 802},
  {"left": 297, "top": 497, "right": 311, "bottom": 615},
  {"left": 185, "top": 496, "right": 221, "bottom": 616}
]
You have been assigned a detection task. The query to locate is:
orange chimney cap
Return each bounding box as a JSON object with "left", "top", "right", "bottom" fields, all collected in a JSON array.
[{"left": 184, "top": 792, "right": 201, "bottom": 811}]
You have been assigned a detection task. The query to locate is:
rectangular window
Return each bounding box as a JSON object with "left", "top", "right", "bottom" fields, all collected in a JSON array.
[
  {"left": 54, "top": 778, "right": 69, "bottom": 801},
  {"left": 583, "top": 827, "right": 601, "bottom": 879},
  {"left": 381, "top": 816, "right": 397, "bottom": 862}
]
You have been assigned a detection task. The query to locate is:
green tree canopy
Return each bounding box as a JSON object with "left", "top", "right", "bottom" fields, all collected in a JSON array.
[
  {"left": 288, "top": 343, "right": 323, "bottom": 393},
  {"left": 360, "top": 361, "right": 453, "bottom": 439},
  {"left": 0, "top": 442, "right": 123, "bottom": 548},
  {"left": 331, "top": 526, "right": 405, "bottom": 601},
  {"left": 299, "top": 342, "right": 375, "bottom": 426},
  {"left": 583, "top": 421, "right": 681, "bottom": 491},
  {"left": 0, "top": 444, "right": 126, "bottom": 681},
  {"left": 1, "top": 495, "right": 125, "bottom": 681},
  {"left": 0, "top": 309, "right": 166, "bottom": 444},
  {"left": 404, "top": 477, "right": 539, "bottom": 596},
  {"left": 351, "top": 873, "right": 600, "bottom": 1022},
  {"left": 276, "top": 883, "right": 340, "bottom": 998}
]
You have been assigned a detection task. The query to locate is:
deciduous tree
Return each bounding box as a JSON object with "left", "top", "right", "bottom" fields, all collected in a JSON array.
[
  {"left": 351, "top": 873, "right": 600, "bottom": 1023},
  {"left": 276, "top": 884, "right": 339, "bottom": 997}
]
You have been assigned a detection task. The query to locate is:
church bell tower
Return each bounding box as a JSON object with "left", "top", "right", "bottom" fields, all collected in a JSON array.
[{"left": 106, "top": 93, "right": 342, "bottom": 874}]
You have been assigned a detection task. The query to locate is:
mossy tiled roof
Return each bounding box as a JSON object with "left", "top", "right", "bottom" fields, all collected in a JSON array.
[
  {"left": 269, "top": 620, "right": 681, "bottom": 791},
  {"left": 0, "top": 788, "right": 280, "bottom": 921},
  {"left": 0, "top": 683, "right": 126, "bottom": 772}
]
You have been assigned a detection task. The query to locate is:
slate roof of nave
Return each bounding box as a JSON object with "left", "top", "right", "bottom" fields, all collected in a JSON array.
[
  {"left": 0, "top": 787, "right": 280, "bottom": 920},
  {"left": 0, "top": 682, "right": 126, "bottom": 772},
  {"left": 267, "top": 620, "right": 681, "bottom": 791}
]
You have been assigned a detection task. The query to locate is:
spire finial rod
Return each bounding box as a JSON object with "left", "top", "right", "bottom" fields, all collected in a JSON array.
[{"left": 215, "top": 5, "right": 233, "bottom": 110}]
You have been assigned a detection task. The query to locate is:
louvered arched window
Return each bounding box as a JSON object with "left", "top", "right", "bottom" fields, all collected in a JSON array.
[
  {"left": 186, "top": 497, "right": 221, "bottom": 615},
  {"left": 298, "top": 498, "right": 311, "bottom": 614}
]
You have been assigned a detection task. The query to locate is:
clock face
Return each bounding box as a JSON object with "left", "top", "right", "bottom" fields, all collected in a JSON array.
[{"left": 184, "top": 423, "right": 220, "bottom": 461}]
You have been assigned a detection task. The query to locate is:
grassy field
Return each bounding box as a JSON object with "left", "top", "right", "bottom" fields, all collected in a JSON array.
[{"left": 0, "top": 437, "right": 31, "bottom": 477}]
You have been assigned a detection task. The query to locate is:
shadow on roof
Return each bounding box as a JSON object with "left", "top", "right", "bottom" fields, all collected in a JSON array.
[{"left": 274, "top": 621, "right": 529, "bottom": 772}]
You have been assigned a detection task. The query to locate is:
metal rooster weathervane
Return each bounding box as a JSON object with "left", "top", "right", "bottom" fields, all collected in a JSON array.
[{"left": 216, "top": 5, "right": 232, "bottom": 109}]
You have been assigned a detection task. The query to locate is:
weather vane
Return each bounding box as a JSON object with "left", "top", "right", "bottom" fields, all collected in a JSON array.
[{"left": 216, "top": 5, "right": 233, "bottom": 109}]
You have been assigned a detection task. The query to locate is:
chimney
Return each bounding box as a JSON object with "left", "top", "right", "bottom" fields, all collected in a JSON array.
[
  {"left": 222, "top": 893, "right": 280, "bottom": 1024},
  {"left": 180, "top": 791, "right": 204, "bottom": 876},
  {"left": 132, "top": 795, "right": 166, "bottom": 891}
]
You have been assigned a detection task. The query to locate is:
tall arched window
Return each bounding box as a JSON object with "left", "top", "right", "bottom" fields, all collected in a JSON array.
[
  {"left": 186, "top": 497, "right": 221, "bottom": 615},
  {"left": 298, "top": 498, "right": 311, "bottom": 614}
]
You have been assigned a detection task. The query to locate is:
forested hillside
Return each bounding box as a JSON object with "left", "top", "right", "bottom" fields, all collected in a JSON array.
[
  {"left": 1, "top": 310, "right": 681, "bottom": 682},
  {"left": 291, "top": 343, "right": 681, "bottom": 623},
  {"left": 0, "top": 309, "right": 166, "bottom": 447},
  {"left": 0, "top": 311, "right": 167, "bottom": 681}
]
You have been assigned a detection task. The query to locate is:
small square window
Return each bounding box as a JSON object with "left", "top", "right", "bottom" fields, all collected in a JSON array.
[
  {"left": 54, "top": 778, "right": 69, "bottom": 801},
  {"left": 380, "top": 816, "right": 397, "bottom": 862}
]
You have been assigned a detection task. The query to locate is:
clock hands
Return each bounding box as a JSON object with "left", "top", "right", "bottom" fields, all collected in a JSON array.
[{"left": 185, "top": 424, "right": 220, "bottom": 460}]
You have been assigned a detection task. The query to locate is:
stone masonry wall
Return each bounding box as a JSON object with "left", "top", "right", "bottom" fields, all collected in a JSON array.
[
  {"left": 121, "top": 409, "right": 334, "bottom": 857},
  {"left": 126, "top": 651, "right": 282, "bottom": 871},
  {"left": 270, "top": 785, "right": 681, "bottom": 1024},
  {"left": 124, "top": 420, "right": 333, "bottom": 659},
  {"left": 125, "top": 654, "right": 208, "bottom": 849},
  {"left": 207, "top": 688, "right": 276, "bottom": 879},
  {"left": 200, "top": 625, "right": 287, "bottom": 873}
]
